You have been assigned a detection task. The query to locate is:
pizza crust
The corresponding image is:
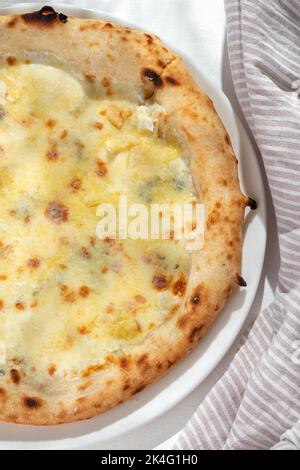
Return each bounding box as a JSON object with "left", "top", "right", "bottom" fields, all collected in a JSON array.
[{"left": 0, "top": 7, "right": 252, "bottom": 425}]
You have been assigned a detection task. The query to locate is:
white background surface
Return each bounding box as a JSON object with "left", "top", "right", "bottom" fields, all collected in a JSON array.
[{"left": 2, "top": 0, "right": 279, "bottom": 450}]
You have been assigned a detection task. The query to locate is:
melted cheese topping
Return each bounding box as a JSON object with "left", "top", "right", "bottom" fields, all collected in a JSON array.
[{"left": 0, "top": 63, "right": 198, "bottom": 379}]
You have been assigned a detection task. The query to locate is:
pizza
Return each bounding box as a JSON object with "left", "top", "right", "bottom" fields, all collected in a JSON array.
[{"left": 0, "top": 6, "right": 255, "bottom": 425}]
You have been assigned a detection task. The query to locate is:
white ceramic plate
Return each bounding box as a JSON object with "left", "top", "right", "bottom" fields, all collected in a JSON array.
[{"left": 0, "top": 3, "right": 267, "bottom": 450}]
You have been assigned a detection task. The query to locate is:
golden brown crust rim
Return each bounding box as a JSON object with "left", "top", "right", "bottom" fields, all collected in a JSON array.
[{"left": 0, "top": 8, "right": 250, "bottom": 425}]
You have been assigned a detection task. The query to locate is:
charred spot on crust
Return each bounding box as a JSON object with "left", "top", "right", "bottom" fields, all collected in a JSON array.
[
  {"left": 189, "top": 325, "right": 204, "bottom": 343},
  {"left": 172, "top": 274, "right": 187, "bottom": 297},
  {"left": 137, "top": 354, "right": 149, "bottom": 369},
  {"left": 80, "top": 247, "right": 91, "bottom": 259},
  {"left": 48, "top": 365, "right": 56, "bottom": 376},
  {"left": 247, "top": 197, "right": 258, "bottom": 210},
  {"left": 79, "top": 285, "right": 90, "bottom": 298},
  {"left": 6, "top": 56, "right": 17, "bottom": 66},
  {"left": 23, "top": 396, "right": 43, "bottom": 409},
  {"left": 27, "top": 258, "right": 40, "bottom": 269},
  {"left": 45, "top": 119, "right": 56, "bottom": 128},
  {"left": 103, "top": 22, "right": 113, "bottom": 29},
  {"left": 225, "top": 133, "right": 231, "bottom": 145},
  {"left": 22, "top": 6, "right": 68, "bottom": 25},
  {"left": 224, "top": 285, "right": 233, "bottom": 300},
  {"left": 10, "top": 369, "right": 21, "bottom": 385},
  {"left": 236, "top": 274, "right": 247, "bottom": 287},
  {"left": 177, "top": 315, "right": 188, "bottom": 329},
  {"left": 167, "top": 359, "right": 175, "bottom": 368},
  {"left": 84, "top": 72, "right": 96, "bottom": 83},
  {"left": 45, "top": 201, "right": 69, "bottom": 224},
  {"left": 7, "top": 17, "right": 18, "bottom": 28},
  {"left": 152, "top": 273, "right": 170, "bottom": 290},
  {"left": 157, "top": 59, "right": 166, "bottom": 68},
  {"left": 133, "top": 385, "right": 145, "bottom": 395},
  {"left": 70, "top": 178, "right": 82, "bottom": 192},
  {"left": 60, "top": 129, "right": 68, "bottom": 139},
  {"left": 181, "top": 124, "right": 196, "bottom": 143},
  {"left": 144, "top": 33, "right": 153, "bottom": 44},
  {"left": 142, "top": 68, "right": 163, "bottom": 87},
  {"left": 206, "top": 209, "right": 220, "bottom": 229},
  {"left": 15, "top": 302, "right": 25, "bottom": 311},
  {"left": 165, "top": 76, "right": 180, "bottom": 86},
  {"left": 58, "top": 13, "right": 68, "bottom": 24},
  {"left": 123, "top": 382, "right": 131, "bottom": 391},
  {"left": 190, "top": 290, "right": 201, "bottom": 305},
  {"left": 119, "top": 357, "right": 129, "bottom": 369},
  {"left": 76, "top": 397, "right": 86, "bottom": 405},
  {"left": 96, "top": 159, "right": 108, "bottom": 177}
]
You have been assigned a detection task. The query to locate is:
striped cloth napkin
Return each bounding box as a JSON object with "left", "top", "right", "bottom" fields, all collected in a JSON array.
[{"left": 174, "top": 0, "right": 300, "bottom": 450}]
